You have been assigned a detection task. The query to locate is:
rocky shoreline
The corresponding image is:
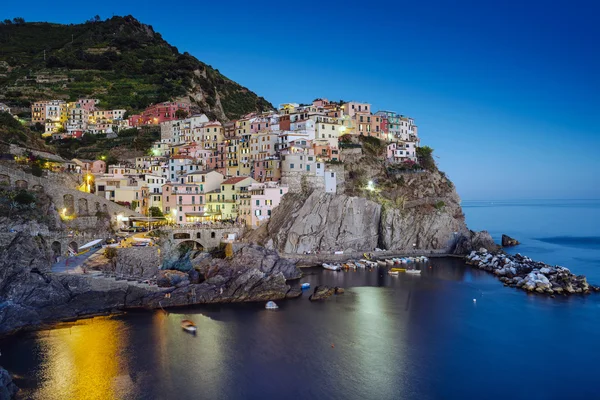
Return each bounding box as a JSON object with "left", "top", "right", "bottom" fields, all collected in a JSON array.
[
  {"left": 0, "top": 366, "right": 18, "bottom": 400},
  {"left": 466, "top": 249, "right": 599, "bottom": 295}
]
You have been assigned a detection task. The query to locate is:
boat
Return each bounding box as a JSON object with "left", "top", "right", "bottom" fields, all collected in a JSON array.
[
  {"left": 181, "top": 319, "right": 197, "bottom": 333},
  {"left": 385, "top": 259, "right": 394, "bottom": 267},
  {"left": 322, "top": 263, "right": 340, "bottom": 271},
  {"left": 265, "top": 301, "right": 279, "bottom": 310},
  {"left": 301, "top": 283, "right": 310, "bottom": 289},
  {"left": 406, "top": 269, "right": 421, "bottom": 275},
  {"left": 388, "top": 270, "right": 400, "bottom": 275},
  {"left": 377, "top": 260, "right": 387, "bottom": 267},
  {"left": 390, "top": 267, "right": 406, "bottom": 273}
]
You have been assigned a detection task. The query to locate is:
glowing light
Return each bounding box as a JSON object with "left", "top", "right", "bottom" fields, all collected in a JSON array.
[{"left": 367, "top": 181, "right": 375, "bottom": 192}]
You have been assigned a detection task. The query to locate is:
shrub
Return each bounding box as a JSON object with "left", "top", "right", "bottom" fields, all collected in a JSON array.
[
  {"left": 416, "top": 146, "right": 436, "bottom": 171},
  {"left": 434, "top": 201, "right": 445, "bottom": 210},
  {"left": 14, "top": 190, "right": 35, "bottom": 205}
]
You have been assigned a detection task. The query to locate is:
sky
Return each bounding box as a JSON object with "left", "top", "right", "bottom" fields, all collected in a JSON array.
[{"left": 2, "top": 0, "right": 599, "bottom": 200}]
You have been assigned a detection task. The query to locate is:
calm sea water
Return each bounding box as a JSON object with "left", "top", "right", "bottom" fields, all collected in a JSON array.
[{"left": 1, "top": 200, "right": 600, "bottom": 400}]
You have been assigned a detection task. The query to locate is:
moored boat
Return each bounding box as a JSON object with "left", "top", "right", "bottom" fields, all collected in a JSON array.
[
  {"left": 390, "top": 267, "right": 406, "bottom": 272},
  {"left": 377, "top": 260, "right": 387, "bottom": 267},
  {"left": 322, "top": 263, "right": 340, "bottom": 271},
  {"left": 388, "top": 270, "right": 400, "bottom": 275},
  {"left": 301, "top": 282, "right": 311, "bottom": 289},
  {"left": 265, "top": 301, "right": 279, "bottom": 309},
  {"left": 181, "top": 319, "right": 197, "bottom": 333},
  {"left": 406, "top": 269, "right": 421, "bottom": 275}
]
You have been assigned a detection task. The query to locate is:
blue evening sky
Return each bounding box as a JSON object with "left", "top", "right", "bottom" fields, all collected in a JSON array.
[{"left": 2, "top": 0, "right": 599, "bottom": 200}]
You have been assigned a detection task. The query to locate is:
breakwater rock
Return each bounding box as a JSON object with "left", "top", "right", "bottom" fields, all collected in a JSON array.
[
  {"left": 0, "top": 366, "right": 18, "bottom": 400},
  {"left": 501, "top": 234, "right": 520, "bottom": 247},
  {"left": 466, "top": 249, "right": 598, "bottom": 295},
  {"left": 309, "top": 285, "right": 344, "bottom": 301}
]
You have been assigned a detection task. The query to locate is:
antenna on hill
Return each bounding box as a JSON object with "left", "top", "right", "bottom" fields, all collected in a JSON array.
[{"left": 43, "top": 49, "right": 46, "bottom": 61}]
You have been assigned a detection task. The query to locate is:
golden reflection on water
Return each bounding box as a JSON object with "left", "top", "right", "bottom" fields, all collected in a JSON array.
[{"left": 34, "top": 316, "right": 132, "bottom": 400}]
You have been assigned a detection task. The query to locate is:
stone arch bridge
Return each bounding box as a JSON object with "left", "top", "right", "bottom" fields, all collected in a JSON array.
[{"left": 165, "top": 225, "right": 245, "bottom": 252}]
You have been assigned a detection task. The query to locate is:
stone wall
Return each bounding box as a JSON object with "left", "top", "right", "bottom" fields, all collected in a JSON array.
[
  {"left": 0, "top": 164, "right": 143, "bottom": 221},
  {"left": 115, "top": 247, "right": 160, "bottom": 279}
]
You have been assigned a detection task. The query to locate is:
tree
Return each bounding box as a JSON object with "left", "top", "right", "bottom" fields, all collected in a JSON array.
[
  {"left": 104, "top": 247, "right": 118, "bottom": 274},
  {"left": 175, "top": 109, "right": 188, "bottom": 119},
  {"left": 31, "top": 162, "right": 43, "bottom": 177},
  {"left": 148, "top": 206, "right": 163, "bottom": 217},
  {"left": 12, "top": 17, "right": 25, "bottom": 25},
  {"left": 416, "top": 146, "right": 436, "bottom": 171}
]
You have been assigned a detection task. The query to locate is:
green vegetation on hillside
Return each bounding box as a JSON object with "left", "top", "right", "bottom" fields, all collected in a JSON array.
[
  {"left": 0, "top": 111, "right": 51, "bottom": 150},
  {"left": 53, "top": 126, "right": 159, "bottom": 161},
  {"left": 0, "top": 16, "right": 273, "bottom": 119}
]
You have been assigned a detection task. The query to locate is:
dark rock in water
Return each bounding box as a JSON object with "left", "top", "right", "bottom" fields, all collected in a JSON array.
[
  {"left": 335, "top": 287, "right": 345, "bottom": 294},
  {"left": 0, "top": 366, "right": 18, "bottom": 399},
  {"left": 157, "top": 270, "right": 190, "bottom": 288},
  {"left": 286, "top": 288, "right": 303, "bottom": 298},
  {"left": 502, "top": 234, "right": 520, "bottom": 247},
  {"left": 309, "top": 286, "right": 336, "bottom": 301},
  {"left": 453, "top": 230, "right": 500, "bottom": 255}
]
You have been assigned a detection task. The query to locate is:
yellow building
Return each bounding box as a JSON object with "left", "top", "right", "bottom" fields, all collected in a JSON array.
[{"left": 205, "top": 176, "right": 255, "bottom": 220}]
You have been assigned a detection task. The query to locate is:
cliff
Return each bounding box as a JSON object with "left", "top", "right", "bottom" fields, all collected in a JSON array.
[
  {"left": 250, "top": 139, "right": 494, "bottom": 254},
  {"left": 0, "top": 16, "right": 272, "bottom": 120}
]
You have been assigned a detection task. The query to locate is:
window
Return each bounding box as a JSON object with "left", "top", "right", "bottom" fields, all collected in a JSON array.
[
  {"left": 331, "top": 173, "right": 335, "bottom": 178},
  {"left": 256, "top": 199, "right": 260, "bottom": 206},
  {"left": 178, "top": 196, "right": 182, "bottom": 204},
  {"left": 290, "top": 163, "right": 294, "bottom": 169},
  {"left": 211, "top": 232, "right": 216, "bottom": 238},
  {"left": 179, "top": 206, "right": 182, "bottom": 211}
]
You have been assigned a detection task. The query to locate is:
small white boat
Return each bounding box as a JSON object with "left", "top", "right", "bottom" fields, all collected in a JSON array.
[
  {"left": 322, "top": 263, "right": 340, "bottom": 271},
  {"left": 388, "top": 270, "right": 400, "bottom": 276},
  {"left": 301, "top": 283, "right": 310, "bottom": 289},
  {"left": 265, "top": 301, "right": 279, "bottom": 310},
  {"left": 406, "top": 269, "right": 421, "bottom": 275},
  {"left": 181, "top": 319, "right": 197, "bottom": 333},
  {"left": 377, "top": 260, "right": 387, "bottom": 267}
]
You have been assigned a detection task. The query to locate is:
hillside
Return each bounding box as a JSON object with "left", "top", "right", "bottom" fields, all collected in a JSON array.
[
  {"left": 0, "top": 16, "right": 273, "bottom": 120},
  {"left": 0, "top": 111, "right": 52, "bottom": 151}
]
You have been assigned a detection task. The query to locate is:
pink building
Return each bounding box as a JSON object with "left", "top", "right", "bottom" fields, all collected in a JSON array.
[
  {"left": 206, "top": 143, "right": 227, "bottom": 175},
  {"left": 77, "top": 99, "right": 99, "bottom": 112},
  {"left": 162, "top": 182, "right": 205, "bottom": 224},
  {"left": 128, "top": 101, "right": 190, "bottom": 126},
  {"left": 239, "top": 182, "right": 289, "bottom": 227}
]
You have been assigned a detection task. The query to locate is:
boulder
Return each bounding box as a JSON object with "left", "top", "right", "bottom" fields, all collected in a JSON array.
[
  {"left": 453, "top": 230, "right": 500, "bottom": 255},
  {"left": 309, "top": 285, "right": 336, "bottom": 301},
  {"left": 156, "top": 270, "right": 190, "bottom": 288},
  {"left": 335, "top": 287, "right": 345, "bottom": 294},
  {"left": 501, "top": 234, "right": 520, "bottom": 247},
  {"left": 0, "top": 366, "right": 18, "bottom": 400}
]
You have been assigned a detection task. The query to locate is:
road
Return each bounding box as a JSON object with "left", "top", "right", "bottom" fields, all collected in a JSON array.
[{"left": 51, "top": 231, "right": 155, "bottom": 274}]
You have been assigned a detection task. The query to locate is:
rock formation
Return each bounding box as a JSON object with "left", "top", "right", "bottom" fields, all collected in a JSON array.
[
  {"left": 0, "top": 231, "right": 301, "bottom": 337},
  {"left": 0, "top": 366, "right": 18, "bottom": 400},
  {"left": 501, "top": 234, "right": 520, "bottom": 247},
  {"left": 466, "top": 249, "right": 598, "bottom": 295},
  {"left": 452, "top": 230, "right": 500, "bottom": 255}
]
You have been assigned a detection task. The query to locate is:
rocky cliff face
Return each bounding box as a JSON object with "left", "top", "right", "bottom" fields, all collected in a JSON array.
[
  {"left": 0, "top": 229, "right": 299, "bottom": 336},
  {"left": 253, "top": 169, "right": 481, "bottom": 254},
  {"left": 257, "top": 193, "right": 381, "bottom": 253},
  {"left": 0, "top": 366, "right": 18, "bottom": 400}
]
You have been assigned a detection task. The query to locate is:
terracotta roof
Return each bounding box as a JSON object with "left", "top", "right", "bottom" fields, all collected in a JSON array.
[{"left": 222, "top": 177, "right": 250, "bottom": 185}]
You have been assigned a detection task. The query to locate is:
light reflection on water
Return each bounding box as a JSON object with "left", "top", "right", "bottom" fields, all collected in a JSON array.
[
  {"left": 3, "top": 258, "right": 600, "bottom": 399},
  {"left": 34, "top": 317, "right": 132, "bottom": 400}
]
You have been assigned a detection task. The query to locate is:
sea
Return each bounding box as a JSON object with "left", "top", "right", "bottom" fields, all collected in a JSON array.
[{"left": 1, "top": 199, "right": 600, "bottom": 400}]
